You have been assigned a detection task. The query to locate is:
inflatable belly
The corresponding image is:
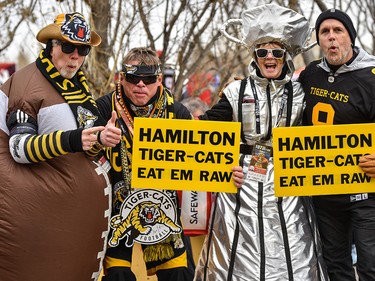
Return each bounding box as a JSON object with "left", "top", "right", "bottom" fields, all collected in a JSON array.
[{"left": 0, "top": 130, "right": 110, "bottom": 281}]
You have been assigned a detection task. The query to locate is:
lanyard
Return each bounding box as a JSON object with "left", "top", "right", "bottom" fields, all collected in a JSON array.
[
  {"left": 115, "top": 91, "right": 134, "bottom": 135},
  {"left": 249, "top": 78, "right": 289, "bottom": 141}
]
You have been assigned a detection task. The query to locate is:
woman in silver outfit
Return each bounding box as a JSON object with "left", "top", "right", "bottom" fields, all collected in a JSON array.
[{"left": 194, "top": 4, "right": 328, "bottom": 281}]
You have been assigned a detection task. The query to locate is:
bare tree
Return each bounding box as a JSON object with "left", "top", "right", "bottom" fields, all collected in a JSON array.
[
  {"left": 1, "top": 0, "right": 374, "bottom": 102},
  {"left": 353, "top": 0, "right": 375, "bottom": 53},
  {"left": 0, "top": 0, "right": 38, "bottom": 53},
  {"left": 132, "top": 0, "right": 249, "bottom": 102},
  {"left": 73, "top": 0, "right": 139, "bottom": 97}
]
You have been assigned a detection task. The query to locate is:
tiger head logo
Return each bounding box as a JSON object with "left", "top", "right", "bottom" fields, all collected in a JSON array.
[
  {"left": 108, "top": 190, "right": 182, "bottom": 247},
  {"left": 76, "top": 106, "right": 98, "bottom": 128},
  {"left": 60, "top": 13, "right": 91, "bottom": 44},
  {"left": 139, "top": 201, "right": 162, "bottom": 224}
]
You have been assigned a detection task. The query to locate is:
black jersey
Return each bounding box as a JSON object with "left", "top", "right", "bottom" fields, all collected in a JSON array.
[
  {"left": 299, "top": 49, "right": 375, "bottom": 202},
  {"left": 300, "top": 60, "right": 375, "bottom": 126}
]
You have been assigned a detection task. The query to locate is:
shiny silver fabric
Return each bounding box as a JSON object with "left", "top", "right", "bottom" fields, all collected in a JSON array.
[
  {"left": 194, "top": 70, "right": 328, "bottom": 281},
  {"left": 194, "top": 5, "right": 328, "bottom": 280},
  {"left": 220, "top": 3, "right": 316, "bottom": 57}
]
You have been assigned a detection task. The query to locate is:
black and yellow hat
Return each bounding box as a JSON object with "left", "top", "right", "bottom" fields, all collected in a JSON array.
[
  {"left": 315, "top": 8, "right": 356, "bottom": 45},
  {"left": 36, "top": 12, "right": 101, "bottom": 46}
]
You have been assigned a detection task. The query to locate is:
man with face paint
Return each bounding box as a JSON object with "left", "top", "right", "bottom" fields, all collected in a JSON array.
[{"left": 96, "top": 47, "right": 244, "bottom": 281}]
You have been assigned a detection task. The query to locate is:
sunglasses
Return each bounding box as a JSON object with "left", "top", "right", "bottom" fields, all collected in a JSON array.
[
  {"left": 124, "top": 73, "right": 159, "bottom": 85},
  {"left": 56, "top": 41, "right": 91, "bottom": 56},
  {"left": 255, "top": 48, "right": 286, "bottom": 59}
]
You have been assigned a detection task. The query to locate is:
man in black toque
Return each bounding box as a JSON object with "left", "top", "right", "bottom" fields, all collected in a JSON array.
[{"left": 299, "top": 8, "right": 375, "bottom": 281}]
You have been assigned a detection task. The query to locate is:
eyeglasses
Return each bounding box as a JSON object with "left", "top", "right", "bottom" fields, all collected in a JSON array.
[
  {"left": 255, "top": 48, "right": 286, "bottom": 59},
  {"left": 56, "top": 41, "right": 91, "bottom": 56},
  {"left": 124, "top": 73, "right": 159, "bottom": 85}
]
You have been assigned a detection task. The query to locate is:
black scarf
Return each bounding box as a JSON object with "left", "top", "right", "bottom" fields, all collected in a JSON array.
[{"left": 36, "top": 49, "right": 105, "bottom": 128}]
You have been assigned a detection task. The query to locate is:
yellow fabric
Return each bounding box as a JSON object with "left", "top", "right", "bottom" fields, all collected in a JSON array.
[
  {"left": 146, "top": 251, "right": 187, "bottom": 276},
  {"left": 103, "top": 255, "right": 132, "bottom": 274}
]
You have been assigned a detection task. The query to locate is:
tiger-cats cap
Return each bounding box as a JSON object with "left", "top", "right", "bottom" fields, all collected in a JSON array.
[{"left": 36, "top": 12, "right": 101, "bottom": 46}]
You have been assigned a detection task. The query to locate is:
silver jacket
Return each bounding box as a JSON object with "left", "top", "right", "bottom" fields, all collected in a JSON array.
[{"left": 194, "top": 58, "right": 328, "bottom": 281}]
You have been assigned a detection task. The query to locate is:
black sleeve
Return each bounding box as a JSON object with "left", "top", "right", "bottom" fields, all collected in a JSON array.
[
  {"left": 198, "top": 95, "right": 233, "bottom": 121},
  {"left": 298, "top": 68, "right": 306, "bottom": 84},
  {"left": 173, "top": 101, "right": 193, "bottom": 120},
  {"left": 62, "top": 128, "right": 84, "bottom": 152},
  {"left": 96, "top": 92, "right": 113, "bottom": 122}
]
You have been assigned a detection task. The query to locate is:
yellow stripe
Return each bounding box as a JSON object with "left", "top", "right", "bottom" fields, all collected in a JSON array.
[
  {"left": 81, "top": 80, "right": 90, "bottom": 92},
  {"left": 41, "top": 134, "right": 53, "bottom": 159},
  {"left": 41, "top": 57, "right": 55, "bottom": 72},
  {"left": 103, "top": 256, "right": 131, "bottom": 274},
  {"left": 32, "top": 135, "right": 44, "bottom": 161},
  {"left": 165, "top": 88, "right": 175, "bottom": 119},
  {"left": 50, "top": 72, "right": 61, "bottom": 78},
  {"left": 49, "top": 131, "right": 58, "bottom": 156},
  {"left": 66, "top": 96, "right": 91, "bottom": 104},
  {"left": 146, "top": 251, "right": 187, "bottom": 276},
  {"left": 26, "top": 136, "right": 37, "bottom": 163},
  {"left": 90, "top": 99, "right": 98, "bottom": 107},
  {"left": 62, "top": 93, "right": 87, "bottom": 100},
  {"left": 78, "top": 70, "right": 85, "bottom": 78},
  {"left": 55, "top": 131, "right": 68, "bottom": 154},
  {"left": 62, "top": 90, "right": 83, "bottom": 96},
  {"left": 56, "top": 79, "right": 75, "bottom": 91}
]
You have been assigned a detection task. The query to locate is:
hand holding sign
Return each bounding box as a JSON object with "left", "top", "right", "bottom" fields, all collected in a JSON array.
[
  {"left": 359, "top": 154, "right": 375, "bottom": 177},
  {"left": 273, "top": 123, "right": 375, "bottom": 196},
  {"left": 132, "top": 118, "right": 241, "bottom": 193}
]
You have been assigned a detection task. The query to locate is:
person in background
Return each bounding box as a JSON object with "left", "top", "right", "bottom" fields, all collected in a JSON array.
[
  {"left": 194, "top": 4, "right": 328, "bottom": 281},
  {"left": 96, "top": 47, "right": 243, "bottom": 281},
  {"left": 181, "top": 96, "right": 209, "bottom": 120},
  {"left": 299, "top": 8, "right": 375, "bottom": 281},
  {"left": 0, "top": 12, "right": 121, "bottom": 281}
]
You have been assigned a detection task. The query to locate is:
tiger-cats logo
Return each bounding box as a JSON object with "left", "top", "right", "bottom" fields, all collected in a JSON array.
[
  {"left": 108, "top": 189, "right": 182, "bottom": 247},
  {"left": 76, "top": 106, "right": 98, "bottom": 128},
  {"left": 61, "top": 13, "right": 91, "bottom": 43}
]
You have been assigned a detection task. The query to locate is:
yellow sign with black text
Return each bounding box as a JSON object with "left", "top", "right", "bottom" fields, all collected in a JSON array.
[
  {"left": 273, "top": 124, "right": 375, "bottom": 196},
  {"left": 132, "top": 118, "right": 241, "bottom": 193}
]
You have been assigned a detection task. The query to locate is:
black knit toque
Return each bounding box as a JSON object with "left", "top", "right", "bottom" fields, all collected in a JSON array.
[{"left": 315, "top": 8, "right": 356, "bottom": 45}]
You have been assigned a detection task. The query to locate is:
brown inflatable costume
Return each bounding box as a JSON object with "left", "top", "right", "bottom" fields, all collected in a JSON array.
[{"left": 0, "top": 13, "right": 111, "bottom": 281}]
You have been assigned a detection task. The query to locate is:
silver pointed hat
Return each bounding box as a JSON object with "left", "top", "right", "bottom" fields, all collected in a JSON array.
[{"left": 220, "top": 3, "right": 316, "bottom": 57}]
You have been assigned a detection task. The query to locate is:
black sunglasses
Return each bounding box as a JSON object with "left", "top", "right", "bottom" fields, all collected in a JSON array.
[
  {"left": 56, "top": 41, "right": 91, "bottom": 56},
  {"left": 255, "top": 48, "right": 285, "bottom": 59},
  {"left": 124, "top": 73, "right": 159, "bottom": 85}
]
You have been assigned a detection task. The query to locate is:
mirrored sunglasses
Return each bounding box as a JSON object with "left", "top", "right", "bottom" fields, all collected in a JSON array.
[
  {"left": 125, "top": 73, "right": 158, "bottom": 85},
  {"left": 57, "top": 41, "right": 91, "bottom": 56},
  {"left": 255, "top": 48, "right": 285, "bottom": 59}
]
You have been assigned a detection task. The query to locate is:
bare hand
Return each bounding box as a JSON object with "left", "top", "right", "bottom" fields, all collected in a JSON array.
[
  {"left": 99, "top": 111, "right": 122, "bottom": 147},
  {"left": 82, "top": 126, "right": 105, "bottom": 151},
  {"left": 358, "top": 154, "right": 375, "bottom": 177},
  {"left": 232, "top": 165, "right": 244, "bottom": 188}
]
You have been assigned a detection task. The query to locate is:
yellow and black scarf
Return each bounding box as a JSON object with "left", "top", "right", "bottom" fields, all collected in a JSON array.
[{"left": 36, "top": 49, "right": 105, "bottom": 128}]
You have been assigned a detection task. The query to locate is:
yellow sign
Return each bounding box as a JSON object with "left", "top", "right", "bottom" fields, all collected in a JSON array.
[
  {"left": 273, "top": 123, "right": 375, "bottom": 196},
  {"left": 132, "top": 118, "right": 241, "bottom": 193}
]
